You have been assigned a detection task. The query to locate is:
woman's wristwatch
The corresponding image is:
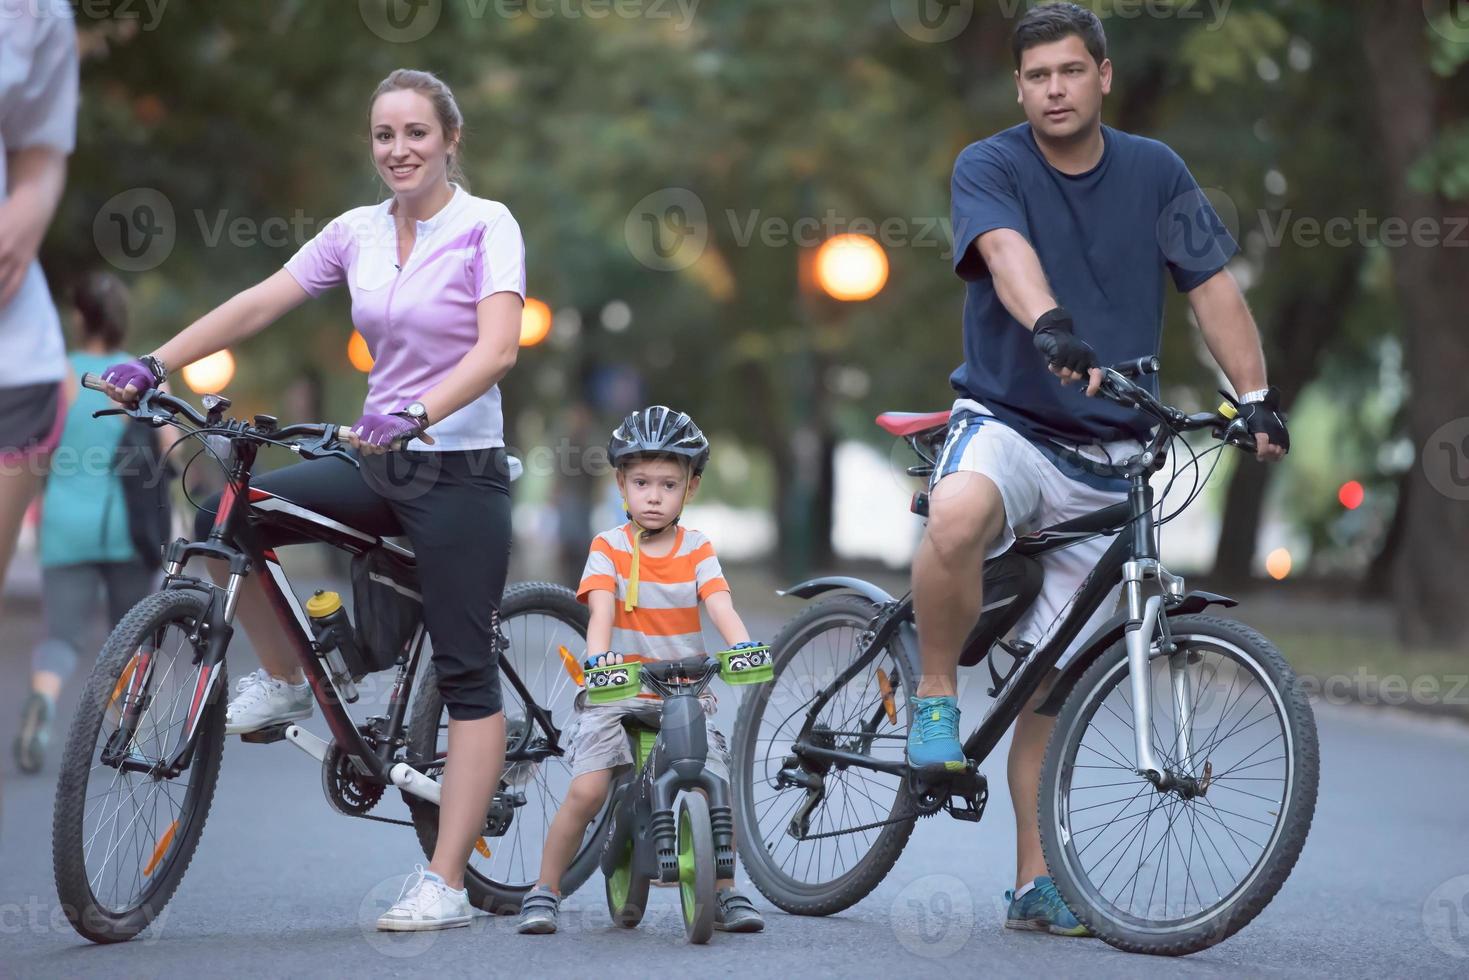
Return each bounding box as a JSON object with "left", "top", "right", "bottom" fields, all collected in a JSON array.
[
  {"left": 395, "top": 401, "right": 431, "bottom": 430},
  {"left": 140, "top": 354, "right": 168, "bottom": 384}
]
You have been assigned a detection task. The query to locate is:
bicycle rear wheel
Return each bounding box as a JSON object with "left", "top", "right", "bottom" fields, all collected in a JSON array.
[
  {"left": 1040, "top": 615, "right": 1319, "bottom": 955},
  {"left": 52, "top": 589, "right": 226, "bottom": 943},
  {"left": 731, "top": 594, "right": 918, "bottom": 916},
  {"left": 406, "top": 582, "right": 608, "bottom": 914}
]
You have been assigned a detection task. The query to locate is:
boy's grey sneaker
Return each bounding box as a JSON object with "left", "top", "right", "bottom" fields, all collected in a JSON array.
[
  {"left": 517, "top": 885, "right": 560, "bottom": 934},
  {"left": 714, "top": 886, "right": 764, "bottom": 933}
]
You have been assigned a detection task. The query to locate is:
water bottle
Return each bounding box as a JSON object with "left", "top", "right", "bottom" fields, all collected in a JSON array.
[{"left": 305, "top": 590, "right": 361, "bottom": 704}]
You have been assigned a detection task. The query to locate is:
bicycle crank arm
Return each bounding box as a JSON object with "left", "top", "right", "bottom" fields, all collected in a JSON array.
[
  {"left": 389, "top": 762, "right": 442, "bottom": 806},
  {"left": 283, "top": 725, "right": 330, "bottom": 763}
]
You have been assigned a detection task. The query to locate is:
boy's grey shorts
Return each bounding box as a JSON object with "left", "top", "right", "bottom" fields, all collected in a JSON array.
[{"left": 566, "top": 694, "right": 730, "bottom": 781}]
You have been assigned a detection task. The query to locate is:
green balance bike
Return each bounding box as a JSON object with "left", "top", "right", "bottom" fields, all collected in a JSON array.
[{"left": 586, "top": 647, "right": 772, "bottom": 943}]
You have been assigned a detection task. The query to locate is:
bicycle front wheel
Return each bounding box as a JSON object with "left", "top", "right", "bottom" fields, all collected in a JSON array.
[
  {"left": 52, "top": 589, "right": 226, "bottom": 944},
  {"left": 1040, "top": 614, "right": 1319, "bottom": 956},
  {"left": 406, "top": 581, "right": 607, "bottom": 914},
  {"left": 731, "top": 593, "right": 919, "bottom": 916}
]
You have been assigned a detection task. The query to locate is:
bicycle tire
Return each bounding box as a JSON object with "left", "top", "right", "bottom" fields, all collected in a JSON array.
[
  {"left": 731, "top": 593, "right": 919, "bottom": 916},
  {"left": 406, "top": 581, "right": 608, "bottom": 914},
  {"left": 52, "top": 589, "right": 226, "bottom": 944},
  {"left": 1040, "top": 614, "right": 1319, "bottom": 956},
  {"left": 678, "top": 792, "right": 715, "bottom": 944}
]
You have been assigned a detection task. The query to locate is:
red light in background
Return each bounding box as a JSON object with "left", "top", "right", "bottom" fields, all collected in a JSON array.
[{"left": 1338, "top": 480, "right": 1364, "bottom": 510}]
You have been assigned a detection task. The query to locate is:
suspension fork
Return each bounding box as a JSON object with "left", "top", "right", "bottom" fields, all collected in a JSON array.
[{"left": 1122, "top": 563, "right": 1167, "bottom": 782}]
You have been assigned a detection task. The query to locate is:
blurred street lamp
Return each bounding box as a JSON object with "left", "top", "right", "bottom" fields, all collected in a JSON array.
[
  {"left": 182, "top": 350, "right": 235, "bottom": 393},
  {"left": 1265, "top": 547, "right": 1293, "bottom": 581},
  {"left": 814, "top": 234, "right": 889, "bottom": 302},
  {"left": 347, "top": 330, "right": 374, "bottom": 373},
  {"left": 521, "top": 297, "right": 553, "bottom": 347}
]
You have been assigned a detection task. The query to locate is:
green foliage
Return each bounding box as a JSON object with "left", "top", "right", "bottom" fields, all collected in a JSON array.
[{"left": 1408, "top": 123, "right": 1469, "bottom": 200}]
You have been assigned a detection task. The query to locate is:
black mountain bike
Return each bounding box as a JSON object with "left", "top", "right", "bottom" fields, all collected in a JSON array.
[
  {"left": 732, "top": 358, "right": 1319, "bottom": 956},
  {"left": 52, "top": 377, "right": 605, "bottom": 943}
]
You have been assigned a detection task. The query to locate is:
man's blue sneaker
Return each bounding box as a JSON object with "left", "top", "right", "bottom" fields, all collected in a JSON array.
[
  {"left": 906, "top": 695, "right": 965, "bottom": 769},
  {"left": 1003, "top": 876, "right": 1091, "bottom": 937}
]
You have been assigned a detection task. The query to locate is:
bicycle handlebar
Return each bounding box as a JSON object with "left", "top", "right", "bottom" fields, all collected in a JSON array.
[
  {"left": 1094, "top": 361, "right": 1258, "bottom": 457},
  {"left": 80, "top": 372, "right": 358, "bottom": 465}
]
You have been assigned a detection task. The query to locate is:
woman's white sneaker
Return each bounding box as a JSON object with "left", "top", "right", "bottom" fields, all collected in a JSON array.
[
  {"left": 376, "top": 866, "right": 473, "bottom": 932},
  {"left": 223, "top": 669, "right": 313, "bottom": 735}
]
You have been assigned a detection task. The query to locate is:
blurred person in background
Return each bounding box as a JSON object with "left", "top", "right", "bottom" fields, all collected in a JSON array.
[
  {"left": 13, "top": 271, "right": 167, "bottom": 773},
  {"left": 0, "top": 1, "right": 79, "bottom": 598}
]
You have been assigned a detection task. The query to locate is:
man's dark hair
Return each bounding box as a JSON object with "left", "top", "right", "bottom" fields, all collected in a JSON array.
[{"left": 1012, "top": 2, "right": 1108, "bottom": 70}]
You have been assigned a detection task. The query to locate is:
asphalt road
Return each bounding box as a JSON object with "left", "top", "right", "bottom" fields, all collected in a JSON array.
[{"left": 3, "top": 579, "right": 1468, "bottom": 979}]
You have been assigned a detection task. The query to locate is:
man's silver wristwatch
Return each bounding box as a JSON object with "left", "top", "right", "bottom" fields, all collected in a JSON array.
[{"left": 1239, "top": 388, "right": 1271, "bottom": 404}]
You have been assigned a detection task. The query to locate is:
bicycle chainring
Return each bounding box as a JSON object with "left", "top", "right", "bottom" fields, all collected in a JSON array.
[{"left": 322, "top": 743, "right": 386, "bottom": 817}]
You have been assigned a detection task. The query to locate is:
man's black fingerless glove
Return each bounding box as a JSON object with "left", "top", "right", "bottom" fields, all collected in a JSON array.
[{"left": 1032, "top": 307, "right": 1098, "bottom": 376}]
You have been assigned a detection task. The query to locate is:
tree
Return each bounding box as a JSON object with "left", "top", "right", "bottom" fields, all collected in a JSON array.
[{"left": 1359, "top": 0, "right": 1469, "bottom": 647}]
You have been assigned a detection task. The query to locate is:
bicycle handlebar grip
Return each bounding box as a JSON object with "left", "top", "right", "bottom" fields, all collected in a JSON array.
[
  {"left": 1114, "top": 356, "right": 1161, "bottom": 379},
  {"left": 80, "top": 372, "right": 107, "bottom": 392}
]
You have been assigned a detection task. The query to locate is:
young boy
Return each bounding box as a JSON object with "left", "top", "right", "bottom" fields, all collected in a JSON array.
[{"left": 517, "top": 406, "right": 765, "bottom": 935}]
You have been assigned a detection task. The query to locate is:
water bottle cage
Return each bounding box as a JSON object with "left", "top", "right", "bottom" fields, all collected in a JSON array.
[{"left": 987, "top": 639, "right": 1033, "bottom": 698}]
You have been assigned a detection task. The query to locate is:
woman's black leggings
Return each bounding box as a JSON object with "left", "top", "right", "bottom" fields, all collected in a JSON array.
[{"left": 195, "top": 448, "right": 512, "bottom": 720}]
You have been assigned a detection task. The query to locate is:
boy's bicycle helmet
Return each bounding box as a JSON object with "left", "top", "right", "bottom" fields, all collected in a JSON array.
[{"left": 608, "top": 405, "right": 710, "bottom": 476}]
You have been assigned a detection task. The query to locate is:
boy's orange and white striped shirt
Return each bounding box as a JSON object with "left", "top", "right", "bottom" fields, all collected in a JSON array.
[{"left": 576, "top": 523, "right": 729, "bottom": 662}]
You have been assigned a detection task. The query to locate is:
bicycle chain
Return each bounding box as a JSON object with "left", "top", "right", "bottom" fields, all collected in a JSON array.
[{"left": 794, "top": 808, "right": 920, "bottom": 840}]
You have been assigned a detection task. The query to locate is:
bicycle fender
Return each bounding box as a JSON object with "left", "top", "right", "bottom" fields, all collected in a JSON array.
[
  {"left": 1033, "top": 590, "right": 1239, "bottom": 717},
  {"left": 778, "top": 576, "right": 897, "bottom": 606}
]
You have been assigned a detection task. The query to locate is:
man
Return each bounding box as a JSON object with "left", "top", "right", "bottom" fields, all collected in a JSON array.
[{"left": 904, "top": 2, "right": 1289, "bottom": 937}]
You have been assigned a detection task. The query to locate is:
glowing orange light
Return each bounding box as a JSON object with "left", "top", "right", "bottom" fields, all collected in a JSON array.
[
  {"left": 1265, "top": 548, "right": 1292, "bottom": 581},
  {"left": 1338, "top": 480, "right": 1364, "bottom": 511},
  {"left": 814, "top": 234, "right": 889, "bottom": 302},
  {"left": 520, "top": 298, "right": 552, "bottom": 347},
  {"left": 347, "top": 331, "right": 374, "bottom": 373},
  {"left": 181, "top": 351, "right": 235, "bottom": 393}
]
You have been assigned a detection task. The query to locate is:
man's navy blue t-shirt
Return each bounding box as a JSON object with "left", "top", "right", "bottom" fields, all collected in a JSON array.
[{"left": 949, "top": 123, "right": 1237, "bottom": 444}]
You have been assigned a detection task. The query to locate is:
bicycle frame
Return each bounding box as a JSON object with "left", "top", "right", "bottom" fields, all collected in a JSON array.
[
  {"left": 128, "top": 431, "right": 564, "bottom": 793},
  {"left": 784, "top": 452, "right": 1232, "bottom": 790},
  {"left": 599, "top": 662, "right": 737, "bottom": 885}
]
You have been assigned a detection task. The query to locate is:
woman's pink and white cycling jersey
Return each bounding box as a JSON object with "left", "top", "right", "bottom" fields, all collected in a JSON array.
[{"left": 285, "top": 185, "right": 526, "bottom": 451}]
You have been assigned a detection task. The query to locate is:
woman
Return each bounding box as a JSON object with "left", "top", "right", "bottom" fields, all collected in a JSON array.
[
  {"left": 100, "top": 69, "right": 524, "bottom": 933},
  {"left": 13, "top": 272, "right": 159, "bottom": 774}
]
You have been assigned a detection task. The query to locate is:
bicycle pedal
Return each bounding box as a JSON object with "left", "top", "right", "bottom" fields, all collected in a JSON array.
[{"left": 239, "top": 723, "right": 290, "bottom": 744}]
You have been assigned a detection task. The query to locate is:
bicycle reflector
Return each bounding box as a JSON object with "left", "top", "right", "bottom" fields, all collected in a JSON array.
[
  {"left": 557, "top": 645, "right": 585, "bottom": 686},
  {"left": 586, "top": 661, "right": 642, "bottom": 704},
  {"left": 718, "top": 645, "right": 774, "bottom": 685}
]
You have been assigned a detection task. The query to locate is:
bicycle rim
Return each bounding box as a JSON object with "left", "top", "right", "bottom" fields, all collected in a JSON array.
[
  {"left": 744, "top": 610, "right": 910, "bottom": 891},
  {"left": 77, "top": 615, "right": 214, "bottom": 917},
  {"left": 1052, "top": 633, "right": 1295, "bottom": 932}
]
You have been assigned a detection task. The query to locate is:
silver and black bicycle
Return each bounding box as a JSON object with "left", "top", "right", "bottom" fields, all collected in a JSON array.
[{"left": 731, "top": 358, "right": 1319, "bottom": 956}]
